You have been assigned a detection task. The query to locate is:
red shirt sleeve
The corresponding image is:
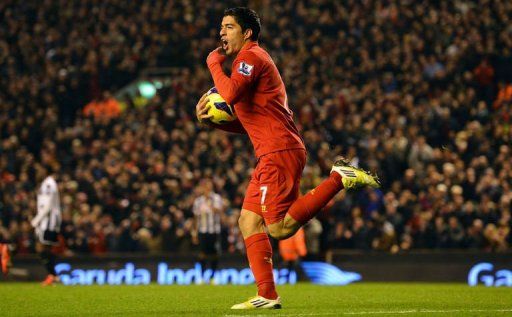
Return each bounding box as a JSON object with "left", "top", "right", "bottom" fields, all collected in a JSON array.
[
  {"left": 207, "top": 119, "right": 247, "bottom": 134},
  {"left": 207, "top": 49, "right": 260, "bottom": 105}
]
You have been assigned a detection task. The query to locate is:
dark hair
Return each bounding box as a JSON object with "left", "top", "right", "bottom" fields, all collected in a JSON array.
[{"left": 224, "top": 7, "right": 261, "bottom": 41}]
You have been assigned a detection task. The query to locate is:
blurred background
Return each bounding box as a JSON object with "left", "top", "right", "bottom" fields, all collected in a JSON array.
[{"left": 0, "top": 0, "right": 511, "bottom": 284}]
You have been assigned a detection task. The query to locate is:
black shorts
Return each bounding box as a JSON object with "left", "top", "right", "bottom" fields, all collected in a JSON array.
[
  {"left": 198, "top": 233, "right": 219, "bottom": 255},
  {"left": 36, "top": 229, "right": 59, "bottom": 246}
]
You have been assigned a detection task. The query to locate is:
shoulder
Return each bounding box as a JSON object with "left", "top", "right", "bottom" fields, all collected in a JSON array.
[
  {"left": 236, "top": 48, "right": 261, "bottom": 60},
  {"left": 212, "top": 193, "right": 223, "bottom": 204},
  {"left": 48, "top": 177, "right": 58, "bottom": 188},
  {"left": 41, "top": 176, "right": 53, "bottom": 186},
  {"left": 234, "top": 49, "right": 266, "bottom": 76},
  {"left": 40, "top": 177, "right": 57, "bottom": 194}
]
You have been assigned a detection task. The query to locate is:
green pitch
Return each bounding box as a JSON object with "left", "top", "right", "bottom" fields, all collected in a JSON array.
[{"left": 0, "top": 283, "right": 511, "bottom": 316}]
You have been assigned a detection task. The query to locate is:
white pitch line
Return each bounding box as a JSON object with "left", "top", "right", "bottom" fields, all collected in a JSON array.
[
  {"left": 224, "top": 308, "right": 512, "bottom": 317},
  {"left": 344, "top": 309, "right": 512, "bottom": 315}
]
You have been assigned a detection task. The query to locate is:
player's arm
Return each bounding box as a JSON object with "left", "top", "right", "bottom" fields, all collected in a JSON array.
[
  {"left": 207, "top": 48, "right": 259, "bottom": 105},
  {"left": 195, "top": 92, "right": 247, "bottom": 134},
  {"left": 31, "top": 189, "right": 52, "bottom": 228},
  {"left": 209, "top": 119, "right": 247, "bottom": 134},
  {"left": 212, "top": 195, "right": 223, "bottom": 214},
  {"left": 191, "top": 217, "right": 199, "bottom": 245},
  {"left": 191, "top": 200, "right": 199, "bottom": 244}
]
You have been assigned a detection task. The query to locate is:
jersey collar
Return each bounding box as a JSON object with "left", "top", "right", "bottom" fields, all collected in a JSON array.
[{"left": 239, "top": 41, "right": 258, "bottom": 54}]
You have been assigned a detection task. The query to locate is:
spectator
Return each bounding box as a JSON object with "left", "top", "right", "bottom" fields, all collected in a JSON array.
[
  {"left": 473, "top": 58, "right": 495, "bottom": 105},
  {"left": 83, "top": 91, "right": 122, "bottom": 120},
  {"left": 303, "top": 218, "right": 323, "bottom": 259},
  {"left": 278, "top": 228, "right": 307, "bottom": 273}
]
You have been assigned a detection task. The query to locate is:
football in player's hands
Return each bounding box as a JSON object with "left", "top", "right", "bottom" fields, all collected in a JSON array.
[{"left": 204, "top": 87, "right": 237, "bottom": 124}]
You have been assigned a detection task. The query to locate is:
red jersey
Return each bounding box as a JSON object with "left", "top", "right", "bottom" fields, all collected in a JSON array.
[{"left": 207, "top": 41, "right": 305, "bottom": 158}]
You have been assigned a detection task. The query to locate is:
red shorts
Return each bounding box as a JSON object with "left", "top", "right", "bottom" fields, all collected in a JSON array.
[{"left": 242, "top": 149, "right": 306, "bottom": 224}]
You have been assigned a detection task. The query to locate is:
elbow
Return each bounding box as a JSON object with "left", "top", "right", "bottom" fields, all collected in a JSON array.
[
  {"left": 223, "top": 91, "right": 237, "bottom": 105},
  {"left": 218, "top": 85, "right": 239, "bottom": 105}
]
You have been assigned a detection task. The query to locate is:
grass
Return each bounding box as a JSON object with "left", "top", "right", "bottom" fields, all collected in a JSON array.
[{"left": 0, "top": 282, "right": 511, "bottom": 316}]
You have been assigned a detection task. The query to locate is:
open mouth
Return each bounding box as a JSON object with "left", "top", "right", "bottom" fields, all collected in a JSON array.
[{"left": 222, "top": 39, "right": 228, "bottom": 50}]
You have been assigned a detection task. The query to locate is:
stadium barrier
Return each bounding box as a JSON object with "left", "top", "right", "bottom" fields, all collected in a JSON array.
[{"left": 2, "top": 251, "right": 511, "bottom": 286}]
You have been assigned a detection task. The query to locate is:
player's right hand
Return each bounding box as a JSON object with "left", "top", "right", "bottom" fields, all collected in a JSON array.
[
  {"left": 206, "top": 47, "right": 227, "bottom": 65},
  {"left": 196, "top": 93, "right": 213, "bottom": 123}
]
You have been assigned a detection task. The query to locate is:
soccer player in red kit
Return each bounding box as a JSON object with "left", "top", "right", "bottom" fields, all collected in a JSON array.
[{"left": 196, "top": 7, "right": 379, "bottom": 309}]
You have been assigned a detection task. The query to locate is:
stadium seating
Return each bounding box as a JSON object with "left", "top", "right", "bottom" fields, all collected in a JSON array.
[{"left": 0, "top": 1, "right": 510, "bottom": 255}]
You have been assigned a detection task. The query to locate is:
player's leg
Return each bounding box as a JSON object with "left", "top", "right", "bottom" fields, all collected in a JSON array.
[
  {"left": 1, "top": 242, "right": 11, "bottom": 275},
  {"left": 231, "top": 209, "right": 281, "bottom": 309},
  {"left": 239, "top": 211, "right": 276, "bottom": 292},
  {"left": 267, "top": 157, "right": 380, "bottom": 240},
  {"left": 36, "top": 231, "right": 59, "bottom": 286},
  {"left": 198, "top": 233, "right": 219, "bottom": 284},
  {"left": 0, "top": 228, "right": 13, "bottom": 275},
  {"left": 198, "top": 252, "right": 207, "bottom": 284},
  {"left": 209, "top": 233, "right": 220, "bottom": 284},
  {"left": 197, "top": 233, "right": 208, "bottom": 283},
  {"left": 209, "top": 254, "right": 218, "bottom": 284},
  {"left": 238, "top": 155, "right": 278, "bottom": 303},
  {"left": 232, "top": 151, "right": 311, "bottom": 309},
  {"left": 37, "top": 243, "right": 53, "bottom": 285}
]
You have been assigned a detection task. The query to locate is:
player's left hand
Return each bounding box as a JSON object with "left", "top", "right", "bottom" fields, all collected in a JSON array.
[
  {"left": 206, "top": 47, "right": 227, "bottom": 65},
  {"left": 196, "top": 93, "right": 213, "bottom": 123},
  {"left": 30, "top": 218, "right": 38, "bottom": 228}
]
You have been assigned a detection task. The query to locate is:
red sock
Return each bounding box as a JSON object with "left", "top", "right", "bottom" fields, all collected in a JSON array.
[
  {"left": 244, "top": 233, "right": 278, "bottom": 300},
  {"left": 288, "top": 172, "right": 344, "bottom": 224}
]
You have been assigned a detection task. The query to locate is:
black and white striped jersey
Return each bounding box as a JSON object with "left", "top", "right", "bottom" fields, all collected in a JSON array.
[
  {"left": 31, "top": 176, "right": 62, "bottom": 232},
  {"left": 192, "top": 193, "right": 223, "bottom": 234}
]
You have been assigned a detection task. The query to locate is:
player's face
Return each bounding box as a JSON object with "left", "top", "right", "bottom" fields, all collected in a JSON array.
[
  {"left": 200, "top": 179, "right": 213, "bottom": 194},
  {"left": 204, "top": 180, "right": 213, "bottom": 194},
  {"left": 220, "top": 16, "right": 247, "bottom": 56}
]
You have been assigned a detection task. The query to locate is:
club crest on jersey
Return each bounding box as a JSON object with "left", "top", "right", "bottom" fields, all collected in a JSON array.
[{"left": 238, "top": 61, "right": 253, "bottom": 76}]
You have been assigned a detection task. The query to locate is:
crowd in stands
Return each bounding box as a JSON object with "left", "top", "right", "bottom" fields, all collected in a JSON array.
[{"left": 1, "top": 0, "right": 511, "bottom": 257}]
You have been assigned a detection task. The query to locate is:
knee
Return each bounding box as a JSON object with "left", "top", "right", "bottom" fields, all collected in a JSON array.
[
  {"left": 267, "top": 225, "right": 294, "bottom": 241},
  {"left": 238, "top": 211, "right": 265, "bottom": 237},
  {"left": 267, "top": 216, "right": 302, "bottom": 240},
  {"left": 238, "top": 212, "right": 256, "bottom": 232},
  {"left": 238, "top": 212, "right": 251, "bottom": 229}
]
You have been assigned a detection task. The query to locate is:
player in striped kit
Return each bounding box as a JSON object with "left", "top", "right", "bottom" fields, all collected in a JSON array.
[
  {"left": 31, "top": 171, "right": 62, "bottom": 286},
  {"left": 192, "top": 179, "right": 225, "bottom": 284}
]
